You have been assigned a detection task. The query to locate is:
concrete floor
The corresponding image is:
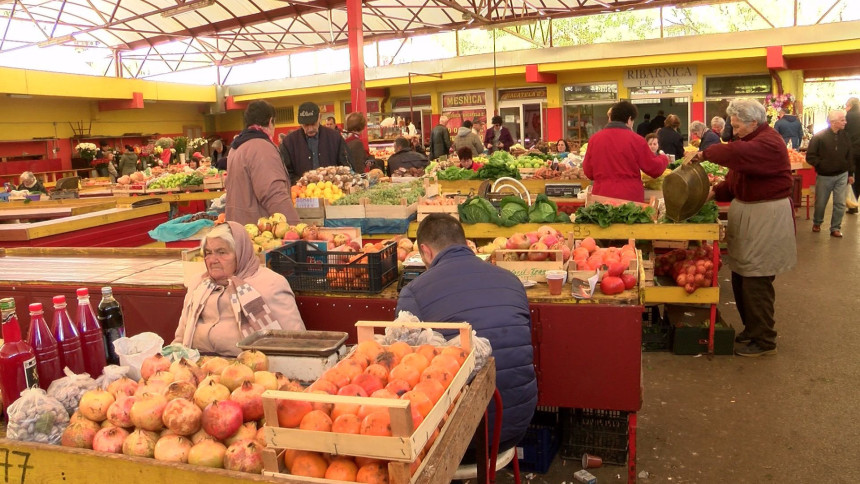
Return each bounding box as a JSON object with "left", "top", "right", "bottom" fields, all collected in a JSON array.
[{"left": 493, "top": 205, "right": 860, "bottom": 484}]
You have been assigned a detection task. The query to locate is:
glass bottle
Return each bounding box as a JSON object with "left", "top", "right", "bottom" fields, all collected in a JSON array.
[
  {"left": 97, "top": 287, "right": 125, "bottom": 365},
  {"left": 0, "top": 298, "right": 39, "bottom": 410},
  {"left": 76, "top": 288, "right": 107, "bottom": 378},
  {"left": 51, "top": 295, "right": 86, "bottom": 374},
  {"left": 26, "top": 303, "right": 63, "bottom": 389}
]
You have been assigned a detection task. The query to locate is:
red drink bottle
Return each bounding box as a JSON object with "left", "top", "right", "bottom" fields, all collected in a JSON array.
[
  {"left": 0, "top": 298, "right": 39, "bottom": 411},
  {"left": 75, "top": 288, "right": 107, "bottom": 378},
  {"left": 50, "top": 295, "right": 86, "bottom": 375},
  {"left": 26, "top": 303, "right": 63, "bottom": 389}
]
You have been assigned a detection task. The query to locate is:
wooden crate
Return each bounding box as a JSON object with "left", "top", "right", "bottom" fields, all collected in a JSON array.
[
  {"left": 492, "top": 249, "right": 564, "bottom": 282},
  {"left": 365, "top": 199, "right": 418, "bottom": 219},
  {"left": 203, "top": 173, "right": 225, "bottom": 189},
  {"left": 295, "top": 197, "right": 327, "bottom": 220},
  {"left": 325, "top": 199, "right": 366, "bottom": 219},
  {"left": 567, "top": 254, "right": 639, "bottom": 283},
  {"left": 260, "top": 321, "right": 475, "bottom": 469},
  {"left": 112, "top": 185, "right": 147, "bottom": 195},
  {"left": 417, "top": 197, "right": 462, "bottom": 222}
]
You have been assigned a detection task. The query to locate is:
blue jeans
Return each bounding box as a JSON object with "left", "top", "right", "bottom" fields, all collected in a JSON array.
[{"left": 813, "top": 172, "right": 848, "bottom": 232}]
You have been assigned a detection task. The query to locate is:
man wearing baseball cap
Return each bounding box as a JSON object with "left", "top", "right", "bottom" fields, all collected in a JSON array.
[{"left": 280, "top": 101, "right": 352, "bottom": 182}]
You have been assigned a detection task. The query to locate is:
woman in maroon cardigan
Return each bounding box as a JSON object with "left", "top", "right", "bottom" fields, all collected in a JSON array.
[{"left": 693, "top": 98, "right": 797, "bottom": 357}]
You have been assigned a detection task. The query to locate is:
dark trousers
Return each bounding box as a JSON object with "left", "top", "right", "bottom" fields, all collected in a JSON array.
[
  {"left": 853, "top": 157, "right": 860, "bottom": 198},
  {"left": 731, "top": 271, "right": 777, "bottom": 349}
]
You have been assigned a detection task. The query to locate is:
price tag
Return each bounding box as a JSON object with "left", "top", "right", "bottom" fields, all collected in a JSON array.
[{"left": 295, "top": 198, "right": 321, "bottom": 209}]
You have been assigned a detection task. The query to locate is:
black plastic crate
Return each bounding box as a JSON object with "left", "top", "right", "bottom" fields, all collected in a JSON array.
[
  {"left": 266, "top": 240, "right": 398, "bottom": 294},
  {"left": 560, "top": 408, "right": 628, "bottom": 466},
  {"left": 517, "top": 407, "right": 560, "bottom": 474},
  {"left": 642, "top": 305, "right": 672, "bottom": 352}
]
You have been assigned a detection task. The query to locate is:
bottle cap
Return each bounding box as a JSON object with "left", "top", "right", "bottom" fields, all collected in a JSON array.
[
  {"left": 52, "top": 295, "right": 66, "bottom": 306},
  {"left": 29, "top": 303, "right": 43, "bottom": 313},
  {"left": 101, "top": 287, "right": 113, "bottom": 295},
  {"left": 76, "top": 288, "right": 89, "bottom": 297},
  {"left": 0, "top": 297, "right": 15, "bottom": 312}
]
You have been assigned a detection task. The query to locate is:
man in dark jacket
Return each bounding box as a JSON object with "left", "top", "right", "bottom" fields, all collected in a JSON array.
[
  {"left": 428, "top": 115, "right": 451, "bottom": 160},
  {"left": 396, "top": 213, "right": 537, "bottom": 454},
  {"left": 386, "top": 137, "right": 428, "bottom": 175},
  {"left": 806, "top": 109, "right": 853, "bottom": 237},
  {"left": 773, "top": 110, "right": 804, "bottom": 149},
  {"left": 845, "top": 97, "right": 860, "bottom": 207},
  {"left": 280, "top": 102, "right": 351, "bottom": 182},
  {"left": 636, "top": 113, "right": 652, "bottom": 136},
  {"left": 649, "top": 110, "right": 666, "bottom": 133}
]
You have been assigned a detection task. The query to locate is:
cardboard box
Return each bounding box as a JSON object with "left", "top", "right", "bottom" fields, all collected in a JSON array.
[{"left": 295, "top": 197, "right": 326, "bottom": 220}]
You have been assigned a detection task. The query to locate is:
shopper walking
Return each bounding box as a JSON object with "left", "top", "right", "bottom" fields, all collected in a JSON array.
[
  {"left": 845, "top": 97, "right": 860, "bottom": 210},
  {"left": 806, "top": 110, "right": 853, "bottom": 237},
  {"left": 693, "top": 98, "right": 796, "bottom": 357},
  {"left": 428, "top": 115, "right": 451, "bottom": 160}
]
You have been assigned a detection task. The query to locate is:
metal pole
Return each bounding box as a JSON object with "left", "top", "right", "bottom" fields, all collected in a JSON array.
[
  {"left": 409, "top": 73, "right": 414, "bottom": 137},
  {"left": 347, "top": 0, "right": 368, "bottom": 148}
]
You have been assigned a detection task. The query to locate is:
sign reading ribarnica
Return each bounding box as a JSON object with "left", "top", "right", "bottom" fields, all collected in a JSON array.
[{"left": 623, "top": 66, "right": 697, "bottom": 87}]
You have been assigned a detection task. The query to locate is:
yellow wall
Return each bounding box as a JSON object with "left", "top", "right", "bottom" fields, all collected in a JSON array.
[{"left": 0, "top": 97, "right": 207, "bottom": 140}]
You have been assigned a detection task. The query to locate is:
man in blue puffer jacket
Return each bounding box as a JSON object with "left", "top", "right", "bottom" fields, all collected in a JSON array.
[{"left": 396, "top": 213, "right": 538, "bottom": 454}]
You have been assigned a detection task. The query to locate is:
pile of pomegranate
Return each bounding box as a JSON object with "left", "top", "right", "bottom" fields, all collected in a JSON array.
[
  {"left": 654, "top": 242, "right": 721, "bottom": 294},
  {"left": 62, "top": 350, "right": 284, "bottom": 473}
]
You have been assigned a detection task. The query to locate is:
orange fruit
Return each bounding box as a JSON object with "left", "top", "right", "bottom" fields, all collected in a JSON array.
[
  {"left": 430, "top": 354, "right": 461, "bottom": 375},
  {"left": 277, "top": 399, "right": 313, "bottom": 428},
  {"left": 331, "top": 403, "right": 360, "bottom": 421},
  {"left": 416, "top": 344, "right": 439, "bottom": 363},
  {"left": 385, "top": 379, "right": 411, "bottom": 396},
  {"left": 356, "top": 462, "right": 390, "bottom": 483},
  {"left": 420, "top": 366, "right": 454, "bottom": 389},
  {"left": 321, "top": 367, "right": 351, "bottom": 389},
  {"left": 440, "top": 346, "right": 468, "bottom": 366},
  {"left": 332, "top": 413, "right": 362, "bottom": 434},
  {"left": 400, "top": 353, "right": 430, "bottom": 373},
  {"left": 360, "top": 411, "right": 392, "bottom": 436},
  {"left": 387, "top": 341, "right": 413, "bottom": 364},
  {"left": 389, "top": 365, "right": 420, "bottom": 388},
  {"left": 401, "top": 390, "right": 433, "bottom": 418},
  {"left": 413, "top": 379, "right": 445, "bottom": 404},
  {"left": 299, "top": 409, "right": 333, "bottom": 432},
  {"left": 326, "top": 457, "right": 359, "bottom": 481},
  {"left": 307, "top": 379, "right": 338, "bottom": 395},
  {"left": 291, "top": 451, "right": 328, "bottom": 478},
  {"left": 364, "top": 364, "right": 390, "bottom": 385},
  {"left": 355, "top": 341, "right": 384, "bottom": 362}
]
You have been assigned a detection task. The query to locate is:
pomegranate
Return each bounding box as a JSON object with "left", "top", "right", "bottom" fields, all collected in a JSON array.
[
  {"left": 160, "top": 428, "right": 176, "bottom": 438},
  {"left": 169, "top": 359, "right": 202, "bottom": 385},
  {"left": 188, "top": 439, "right": 227, "bottom": 468},
  {"left": 254, "top": 371, "right": 278, "bottom": 391},
  {"left": 154, "top": 435, "right": 192, "bottom": 463},
  {"left": 100, "top": 420, "right": 116, "bottom": 429},
  {"left": 69, "top": 411, "right": 90, "bottom": 426},
  {"left": 219, "top": 361, "right": 254, "bottom": 392},
  {"left": 79, "top": 388, "right": 115, "bottom": 422},
  {"left": 527, "top": 242, "right": 549, "bottom": 261},
  {"left": 135, "top": 380, "right": 168, "bottom": 397},
  {"left": 202, "top": 400, "right": 243, "bottom": 440},
  {"left": 163, "top": 380, "right": 197, "bottom": 402},
  {"left": 223, "top": 439, "right": 264, "bottom": 474},
  {"left": 224, "top": 422, "right": 258, "bottom": 447},
  {"left": 193, "top": 378, "right": 231, "bottom": 410},
  {"left": 506, "top": 232, "right": 531, "bottom": 250},
  {"left": 274, "top": 372, "right": 291, "bottom": 389},
  {"left": 106, "top": 395, "right": 136, "bottom": 428},
  {"left": 162, "top": 398, "right": 203, "bottom": 436},
  {"left": 122, "top": 429, "right": 159, "bottom": 458},
  {"left": 147, "top": 370, "right": 175, "bottom": 386},
  {"left": 237, "top": 350, "right": 269, "bottom": 372},
  {"left": 200, "top": 356, "right": 230, "bottom": 375},
  {"left": 140, "top": 354, "right": 171, "bottom": 381},
  {"left": 230, "top": 381, "right": 265, "bottom": 422},
  {"left": 92, "top": 427, "right": 129, "bottom": 453},
  {"left": 130, "top": 392, "right": 168, "bottom": 431},
  {"left": 190, "top": 427, "right": 216, "bottom": 445},
  {"left": 107, "top": 376, "right": 138, "bottom": 398},
  {"left": 255, "top": 426, "right": 267, "bottom": 447},
  {"left": 61, "top": 422, "right": 98, "bottom": 449}
]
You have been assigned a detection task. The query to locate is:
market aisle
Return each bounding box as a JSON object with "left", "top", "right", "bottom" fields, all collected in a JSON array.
[{"left": 494, "top": 206, "right": 860, "bottom": 484}]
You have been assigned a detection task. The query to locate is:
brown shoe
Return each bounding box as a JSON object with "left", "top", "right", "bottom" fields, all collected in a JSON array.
[
  {"left": 812, "top": 225, "right": 821, "bottom": 232},
  {"left": 831, "top": 230, "right": 843, "bottom": 238}
]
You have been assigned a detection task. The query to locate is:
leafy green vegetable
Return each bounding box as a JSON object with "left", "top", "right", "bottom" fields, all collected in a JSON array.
[
  {"left": 334, "top": 180, "right": 425, "bottom": 206},
  {"left": 574, "top": 202, "right": 655, "bottom": 228},
  {"left": 699, "top": 161, "right": 728, "bottom": 177},
  {"left": 458, "top": 196, "right": 500, "bottom": 224},
  {"left": 682, "top": 201, "right": 720, "bottom": 223},
  {"left": 488, "top": 151, "right": 515, "bottom": 165},
  {"left": 436, "top": 167, "right": 476, "bottom": 180},
  {"left": 499, "top": 196, "right": 529, "bottom": 227},
  {"left": 476, "top": 159, "right": 521, "bottom": 180},
  {"left": 527, "top": 194, "right": 560, "bottom": 223}
]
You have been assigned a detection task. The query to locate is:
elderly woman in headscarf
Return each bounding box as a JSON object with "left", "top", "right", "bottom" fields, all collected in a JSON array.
[
  {"left": 692, "top": 98, "right": 796, "bottom": 358},
  {"left": 174, "top": 221, "right": 304, "bottom": 356}
]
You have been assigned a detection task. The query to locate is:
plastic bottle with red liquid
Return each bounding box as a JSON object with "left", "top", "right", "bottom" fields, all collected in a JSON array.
[
  {"left": 75, "top": 288, "right": 107, "bottom": 378},
  {"left": 50, "top": 295, "right": 86, "bottom": 375},
  {"left": 0, "top": 298, "right": 39, "bottom": 411},
  {"left": 26, "top": 303, "right": 63, "bottom": 390}
]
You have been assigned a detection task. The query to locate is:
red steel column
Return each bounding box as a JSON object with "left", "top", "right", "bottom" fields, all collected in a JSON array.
[{"left": 347, "top": 0, "right": 368, "bottom": 147}]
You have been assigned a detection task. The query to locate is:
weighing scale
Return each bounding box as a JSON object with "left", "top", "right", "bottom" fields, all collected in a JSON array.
[{"left": 397, "top": 252, "right": 426, "bottom": 291}]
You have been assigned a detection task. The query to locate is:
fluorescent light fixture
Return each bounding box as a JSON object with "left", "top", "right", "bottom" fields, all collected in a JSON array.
[
  {"left": 37, "top": 34, "right": 75, "bottom": 48},
  {"left": 162, "top": 0, "right": 216, "bottom": 18}
]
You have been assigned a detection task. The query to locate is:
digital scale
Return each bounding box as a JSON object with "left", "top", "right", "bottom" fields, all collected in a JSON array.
[{"left": 397, "top": 253, "right": 426, "bottom": 291}]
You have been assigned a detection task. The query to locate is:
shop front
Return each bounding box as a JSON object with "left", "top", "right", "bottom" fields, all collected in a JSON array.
[
  {"left": 391, "top": 95, "right": 432, "bottom": 143},
  {"left": 344, "top": 99, "right": 392, "bottom": 141},
  {"left": 497, "top": 87, "right": 547, "bottom": 148},
  {"left": 562, "top": 82, "right": 619, "bottom": 150},
  {"left": 625, "top": 65, "right": 696, "bottom": 140},
  {"left": 704, "top": 73, "right": 773, "bottom": 124},
  {"left": 440, "top": 90, "right": 489, "bottom": 139}
]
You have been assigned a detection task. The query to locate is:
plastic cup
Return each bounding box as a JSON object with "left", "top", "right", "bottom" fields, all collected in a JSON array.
[
  {"left": 545, "top": 271, "right": 565, "bottom": 295},
  {"left": 582, "top": 453, "right": 603, "bottom": 469}
]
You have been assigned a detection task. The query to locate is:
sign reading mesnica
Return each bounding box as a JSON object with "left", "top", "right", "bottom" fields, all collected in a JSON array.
[{"left": 623, "top": 66, "right": 697, "bottom": 88}]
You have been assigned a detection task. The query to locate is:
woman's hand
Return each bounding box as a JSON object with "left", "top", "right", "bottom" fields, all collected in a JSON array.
[{"left": 707, "top": 187, "right": 715, "bottom": 201}]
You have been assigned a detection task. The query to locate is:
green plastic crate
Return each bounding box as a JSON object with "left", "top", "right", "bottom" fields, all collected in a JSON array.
[{"left": 666, "top": 305, "right": 735, "bottom": 355}]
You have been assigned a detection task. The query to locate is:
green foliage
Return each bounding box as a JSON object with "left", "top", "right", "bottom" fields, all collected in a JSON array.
[
  {"left": 499, "top": 196, "right": 529, "bottom": 227},
  {"left": 527, "top": 194, "right": 560, "bottom": 224},
  {"left": 333, "top": 180, "right": 425, "bottom": 206},
  {"left": 436, "top": 167, "right": 477, "bottom": 180},
  {"left": 574, "top": 202, "right": 656, "bottom": 228},
  {"left": 458, "top": 196, "right": 501, "bottom": 224}
]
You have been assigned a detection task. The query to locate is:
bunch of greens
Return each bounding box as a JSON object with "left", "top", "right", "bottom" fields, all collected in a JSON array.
[
  {"left": 436, "top": 166, "right": 477, "bottom": 180},
  {"left": 528, "top": 194, "right": 570, "bottom": 223},
  {"left": 333, "top": 180, "right": 425, "bottom": 206},
  {"left": 488, "top": 150, "right": 515, "bottom": 165},
  {"left": 679, "top": 201, "right": 720, "bottom": 224},
  {"left": 499, "top": 196, "right": 529, "bottom": 227},
  {"left": 574, "top": 202, "right": 656, "bottom": 228},
  {"left": 457, "top": 196, "right": 500, "bottom": 224},
  {"left": 699, "top": 161, "right": 728, "bottom": 177},
  {"left": 476, "top": 158, "right": 521, "bottom": 180}
]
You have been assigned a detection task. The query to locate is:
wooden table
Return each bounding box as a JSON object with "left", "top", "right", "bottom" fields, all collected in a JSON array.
[
  {"left": 0, "top": 361, "right": 495, "bottom": 484},
  {"left": 0, "top": 201, "right": 116, "bottom": 221}
]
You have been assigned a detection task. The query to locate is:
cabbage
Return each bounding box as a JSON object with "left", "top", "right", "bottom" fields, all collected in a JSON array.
[
  {"left": 458, "top": 197, "right": 500, "bottom": 224},
  {"left": 527, "top": 194, "right": 560, "bottom": 223},
  {"left": 499, "top": 196, "right": 529, "bottom": 227}
]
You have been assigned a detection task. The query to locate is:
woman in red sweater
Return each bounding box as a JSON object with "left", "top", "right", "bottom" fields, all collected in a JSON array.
[{"left": 583, "top": 100, "right": 669, "bottom": 202}]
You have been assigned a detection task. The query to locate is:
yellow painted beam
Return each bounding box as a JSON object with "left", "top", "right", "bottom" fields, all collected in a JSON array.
[
  {"left": 783, "top": 39, "right": 860, "bottom": 56},
  {"left": 235, "top": 83, "right": 352, "bottom": 102},
  {"left": 541, "top": 49, "right": 766, "bottom": 73},
  {"left": 407, "top": 222, "right": 721, "bottom": 240}
]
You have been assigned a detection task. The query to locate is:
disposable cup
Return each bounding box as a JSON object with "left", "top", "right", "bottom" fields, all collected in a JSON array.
[
  {"left": 582, "top": 453, "right": 602, "bottom": 469},
  {"left": 546, "top": 272, "right": 565, "bottom": 295}
]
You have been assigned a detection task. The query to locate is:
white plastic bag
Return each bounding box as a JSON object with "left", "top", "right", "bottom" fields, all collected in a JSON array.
[
  {"left": 449, "top": 331, "right": 492, "bottom": 382},
  {"left": 46, "top": 367, "right": 98, "bottom": 416},
  {"left": 161, "top": 343, "right": 201, "bottom": 364},
  {"left": 113, "top": 332, "right": 164, "bottom": 380},
  {"left": 7, "top": 388, "right": 70, "bottom": 444},
  {"left": 847, "top": 189, "right": 859, "bottom": 209},
  {"left": 95, "top": 365, "right": 130, "bottom": 390}
]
